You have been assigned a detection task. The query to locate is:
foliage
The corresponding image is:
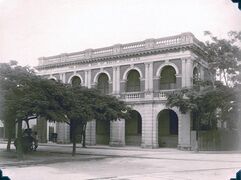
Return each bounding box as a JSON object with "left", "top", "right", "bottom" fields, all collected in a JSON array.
[
  {"left": 167, "top": 81, "right": 235, "bottom": 129},
  {"left": 64, "top": 85, "right": 130, "bottom": 155},
  {"left": 203, "top": 31, "right": 241, "bottom": 86},
  {"left": 168, "top": 31, "right": 241, "bottom": 130},
  {"left": 0, "top": 61, "right": 131, "bottom": 156},
  {"left": 0, "top": 62, "right": 68, "bottom": 157}
]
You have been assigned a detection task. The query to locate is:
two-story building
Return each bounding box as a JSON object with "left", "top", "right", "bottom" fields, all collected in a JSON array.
[{"left": 36, "top": 32, "right": 209, "bottom": 150}]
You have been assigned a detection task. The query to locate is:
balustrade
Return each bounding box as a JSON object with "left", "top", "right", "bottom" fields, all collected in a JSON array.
[{"left": 38, "top": 32, "right": 203, "bottom": 66}]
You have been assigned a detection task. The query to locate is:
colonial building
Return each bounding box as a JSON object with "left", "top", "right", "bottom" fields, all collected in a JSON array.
[{"left": 36, "top": 32, "right": 209, "bottom": 150}]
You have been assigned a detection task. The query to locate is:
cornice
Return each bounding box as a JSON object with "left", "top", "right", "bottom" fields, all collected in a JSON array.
[{"left": 36, "top": 32, "right": 207, "bottom": 71}]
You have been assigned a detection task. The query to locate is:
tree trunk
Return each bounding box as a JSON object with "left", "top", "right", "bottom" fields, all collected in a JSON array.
[
  {"left": 82, "top": 123, "right": 87, "bottom": 148},
  {"left": 26, "top": 120, "right": 30, "bottom": 129},
  {"left": 72, "top": 125, "right": 76, "bottom": 156},
  {"left": 16, "top": 120, "right": 23, "bottom": 159},
  {"left": 7, "top": 136, "right": 11, "bottom": 151}
]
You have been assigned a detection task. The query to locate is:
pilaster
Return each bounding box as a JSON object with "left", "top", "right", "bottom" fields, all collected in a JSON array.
[
  {"left": 186, "top": 58, "right": 193, "bottom": 87},
  {"left": 112, "top": 67, "right": 116, "bottom": 93},
  {"left": 84, "top": 70, "right": 88, "bottom": 87},
  {"left": 181, "top": 58, "right": 186, "bottom": 87},
  {"left": 88, "top": 70, "right": 91, "bottom": 88},
  {"left": 116, "top": 66, "right": 120, "bottom": 93}
]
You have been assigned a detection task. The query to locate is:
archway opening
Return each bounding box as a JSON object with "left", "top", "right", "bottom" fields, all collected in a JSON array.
[
  {"left": 159, "top": 66, "right": 176, "bottom": 90},
  {"left": 125, "top": 110, "right": 142, "bottom": 146},
  {"left": 126, "top": 70, "right": 140, "bottom": 92},
  {"left": 71, "top": 76, "right": 81, "bottom": 86},
  {"left": 97, "top": 73, "right": 109, "bottom": 95},
  {"left": 158, "top": 109, "right": 178, "bottom": 147},
  {"left": 96, "top": 120, "right": 110, "bottom": 145}
]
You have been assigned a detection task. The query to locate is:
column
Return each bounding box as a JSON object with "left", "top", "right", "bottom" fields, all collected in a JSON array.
[
  {"left": 46, "top": 121, "right": 49, "bottom": 142},
  {"left": 88, "top": 70, "right": 91, "bottom": 88},
  {"left": 141, "top": 104, "right": 158, "bottom": 148},
  {"left": 186, "top": 58, "right": 193, "bottom": 87},
  {"left": 149, "top": 62, "right": 153, "bottom": 91},
  {"left": 145, "top": 63, "right": 149, "bottom": 91},
  {"left": 36, "top": 117, "right": 47, "bottom": 143},
  {"left": 85, "top": 120, "right": 96, "bottom": 145},
  {"left": 181, "top": 58, "right": 186, "bottom": 87},
  {"left": 116, "top": 66, "right": 120, "bottom": 94},
  {"left": 62, "top": 73, "right": 66, "bottom": 83},
  {"left": 84, "top": 70, "right": 88, "bottom": 87},
  {"left": 56, "top": 122, "right": 70, "bottom": 143},
  {"left": 177, "top": 111, "right": 191, "bottom": 150},
  {"left": 112, "top": 67, "right": 117, "bottom": 94},
  {"left": 109, "top": 119, "right": 125, "bottom": 146},
  {"left": 145, "top": 62, "right": 154, "bottom": 99}
]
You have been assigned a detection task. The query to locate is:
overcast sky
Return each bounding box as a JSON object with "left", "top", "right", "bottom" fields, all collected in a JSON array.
[{"left": 0, "top": 0, "right": 241, "bottom": 67}]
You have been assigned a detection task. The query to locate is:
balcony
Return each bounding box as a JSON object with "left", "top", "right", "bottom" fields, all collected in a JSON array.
[
  {"left": 121, "top": 92, "right": 144, "bottom": 101},
  {"left": 119, "top": 89, "right": 177, "bottom": 102}
]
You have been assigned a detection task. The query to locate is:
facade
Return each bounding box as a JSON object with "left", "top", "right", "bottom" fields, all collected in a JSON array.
[{"left": 36, "top": 32, "right": 209, "bottom": 150}]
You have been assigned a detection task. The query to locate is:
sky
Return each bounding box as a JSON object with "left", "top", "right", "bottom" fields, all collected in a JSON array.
[{"left": 0, "top": 0, "right": 241, "bottom": 67}]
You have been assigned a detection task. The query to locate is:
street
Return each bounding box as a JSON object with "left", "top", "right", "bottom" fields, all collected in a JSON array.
[{"left": 0, "top": 143, "right": 241, "bottom": 180}]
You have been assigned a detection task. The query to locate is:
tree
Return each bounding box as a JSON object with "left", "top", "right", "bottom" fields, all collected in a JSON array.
[
  {"left": 64, "top": 85, "right": 130, "bottom": 156},
  {"left": 0, "top": 62, "right": 68, "bottom": 158},
  {"left": 167, "top": 31, "right": 241, "bottom": 150},
  {"left": 167, "top": 81, "right": 235, "bottom": 150},
  {"left": 203, "top": 31, "right": 241, "bottom": 86}
]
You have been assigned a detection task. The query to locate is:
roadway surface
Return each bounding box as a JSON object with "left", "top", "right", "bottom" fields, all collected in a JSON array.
[{"left": 0, "top": 143, "right": 241, "bottom": 180}]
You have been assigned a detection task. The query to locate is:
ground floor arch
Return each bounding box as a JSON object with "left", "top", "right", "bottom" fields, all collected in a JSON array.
[
  {"left": 158, "top": 109, "right": 178, "bottom": 147},
  {"left": 96, "top": 120, "right": 110, "bottom": 145},
  {"left": 125, "top": 110, "right": 142, "bottom": 146}
]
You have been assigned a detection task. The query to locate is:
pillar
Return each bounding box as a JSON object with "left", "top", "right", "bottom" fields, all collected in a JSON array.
[
  {"left": 85, "top": 120, "right": 96, "bottom": 145},
  {"left": 36, "top": 117, "right": 47, "bottom": 143},
  {"left": 141, "top": 104, "right": 158, "bottom": 148},
  {"left": 177, "top": 111, "right": 191, "bottom": 150},
  {"left": 109, "top": 119, "right": 125, "bottom": 146},
  {"left": 56, "top": 122, "right": 70, "bottom": 143}
]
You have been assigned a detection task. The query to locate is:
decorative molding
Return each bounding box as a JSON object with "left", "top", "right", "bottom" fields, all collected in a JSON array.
[
  {"left": 122, "top": 66, "right": 144, "bottom": 80},
  {"left": 67, "top": 73, "right": 84, "bottom": 84},
  {"left": 93, "top": 70, "right": 112, "bottom": 83},
  {"left": 36, "top": 32, "right": 206, "bottom": 70},
  {"left": 156, "top": 62, "right": 179, "bottom": 77}
]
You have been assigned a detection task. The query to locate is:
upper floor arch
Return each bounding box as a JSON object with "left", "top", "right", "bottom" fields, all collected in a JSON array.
[
  {"left": 93, "top": 70, "right": 111, "bottom": 84},
  {"left": 96, "top": 73, "right": 110, "bottom": 95},
  {"left": 123, "top": 66, "right": 143, "bottom": 81},
  {"left": 48, "top": 76, "right": 57, "bottom": 81},
  {"left": 155, "top": 63, "right": 179, "bottom": 77},
  {"left": 125, "top": 69, "right": 141, "bottom": 92},
  {"left": 68, "top": 74, "right": 83, "bottom": 86}
]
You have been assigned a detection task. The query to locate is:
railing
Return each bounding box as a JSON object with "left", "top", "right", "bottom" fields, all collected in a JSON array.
[
  {"left": 38, "top": 32, "right": 204, "bottom": 66},
  {"left": 122, "top": 92, "right": 143, "bottom": 100},
  {"left": 158, "top": 89, "right": 177, "bottom": 100}
]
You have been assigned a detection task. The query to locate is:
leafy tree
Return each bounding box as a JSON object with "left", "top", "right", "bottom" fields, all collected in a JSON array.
[
  {"left": 167, "top": 81, "right": 235, "bottom": 150},
  {"left": 0, "top": 62, "right": 68, "bottom": 158},
  {"left": 203, "top": 31, "right": 241, "bottom": 86},
  {"left": 64, "top": 85, "right": 130, "bottom": 156},
  {"left": 167, "top": 31, "right": 241, "bottom": 150}
]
